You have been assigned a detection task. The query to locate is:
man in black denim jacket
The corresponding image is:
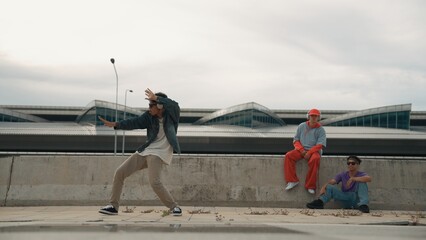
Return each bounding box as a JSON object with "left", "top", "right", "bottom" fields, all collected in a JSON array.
[{"left": 98, "top": 88, "right": 182, "bottom": 216}]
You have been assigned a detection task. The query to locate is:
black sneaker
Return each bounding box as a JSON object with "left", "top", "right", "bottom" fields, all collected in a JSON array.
[
  {"left": 358, "top": 205, "right": 370, "bottom": 213},
  {"left": 171, "top": 206, "right": 182, "bottom": 216},
  {"left": 306, "top": 199, "right": 324, "bottom": 209},
  {"left": 99, "top": 205, "right": 118, "bottom": 215}
]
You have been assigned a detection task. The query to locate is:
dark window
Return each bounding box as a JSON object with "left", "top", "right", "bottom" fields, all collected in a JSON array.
[
  {"left": 379, "top": 113, "right": 388, "bottom": 128},
  {"left": 364, "top": 115, "right": 372, "bottom": 127},
  {"left": 397, "top": 111, "right": 410, "bottom": 129},
  {"left": 372, "top": 114, "right": 379, "bottom": 127},
  {"left": 388, "top": 112, "right": 397, "bottom": 128}
]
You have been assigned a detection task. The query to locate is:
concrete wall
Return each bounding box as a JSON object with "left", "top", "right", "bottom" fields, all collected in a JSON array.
[{"left": 1, "top": 155, "right": 425, "bottom": 210}]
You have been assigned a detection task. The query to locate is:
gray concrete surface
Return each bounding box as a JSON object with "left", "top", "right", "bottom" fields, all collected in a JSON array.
[
  {"left": 1, "top": 155, "right": 425, "bottom": 210},
  {"left": 0, "top": 206, "right": 425, "bottom": 240}
]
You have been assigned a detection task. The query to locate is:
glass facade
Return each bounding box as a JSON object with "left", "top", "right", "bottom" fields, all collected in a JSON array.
[
  {"left": 0, "top": 114, "right": 31, "bottom": 122},
  {"left": 0, "top": 108, "right": 48, "bottom": 122},
  {"left": 77, "top": 107, "right": 140, "bottom": 126},
  {"left": 201, "top": 109, "right": 285, "bottom": 128},
  {"left": 327, "top": 111, "right": 410, "bottom": 129}
]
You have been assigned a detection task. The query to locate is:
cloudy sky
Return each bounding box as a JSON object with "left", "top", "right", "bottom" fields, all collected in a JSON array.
[{"left": 1, "top": 0, "right": 425, "bottom": 111}]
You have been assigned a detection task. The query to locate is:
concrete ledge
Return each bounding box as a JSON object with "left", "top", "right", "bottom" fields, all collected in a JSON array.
[{"left": 1, "top": 155, "right": 425, "bottom": 210}]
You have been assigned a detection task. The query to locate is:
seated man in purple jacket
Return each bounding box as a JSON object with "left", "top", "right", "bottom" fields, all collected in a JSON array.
[{"left": 306, "top": 155, "right": 372, "bottom": 213}]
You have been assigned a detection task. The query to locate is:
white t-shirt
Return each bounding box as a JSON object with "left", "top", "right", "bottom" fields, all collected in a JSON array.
[{"left": 139, "top": 118, "right": 173, "bottom": 165}]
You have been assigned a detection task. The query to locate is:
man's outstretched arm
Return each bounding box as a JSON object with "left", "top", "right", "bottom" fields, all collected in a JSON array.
[{"left": 98, "top": 116, "right": 117, "bottom": 128}]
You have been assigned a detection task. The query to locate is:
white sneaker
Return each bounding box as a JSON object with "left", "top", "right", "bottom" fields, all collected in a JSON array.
[
  {"left": 285, "top": 182, "right": 299, "bottom": 191},
  {"left": 99, "top": 204, "right": 118, "bottom": 215},
  {"left": 308, "top": 189, "right": 315, "bottom": 194},
  {"left": 171, "top": 206, "right": 182, "bottom": 216}
]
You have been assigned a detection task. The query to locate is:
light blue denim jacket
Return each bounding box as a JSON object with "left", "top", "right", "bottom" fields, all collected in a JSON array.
[{"left": 114, "top": 96, "right": 181, "bottom": 153}]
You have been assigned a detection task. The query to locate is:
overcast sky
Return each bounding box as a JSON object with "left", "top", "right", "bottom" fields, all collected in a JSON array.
[{"left": 1, "top": 0, "right": 425, "bottom": 111}]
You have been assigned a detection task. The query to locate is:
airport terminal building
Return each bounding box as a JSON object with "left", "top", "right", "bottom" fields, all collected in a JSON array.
[{"left": 1, "top": 101, "right": 426, "bottom": 156}]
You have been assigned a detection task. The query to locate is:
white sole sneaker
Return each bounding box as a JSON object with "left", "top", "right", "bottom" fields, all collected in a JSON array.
[
  {"left": 285, "top": 182, "right": 299, "bottom": 191},
  {"left": 99, "top": 209, "right": 118, "bottom": 215},
  {"left": 171, "top": 207, "right": 182, "bottom": 216},
  {"left": 99, "top": 205, "right": 118, "bottom": 215}
]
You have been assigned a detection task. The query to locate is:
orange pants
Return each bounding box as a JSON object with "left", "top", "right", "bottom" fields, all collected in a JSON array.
[{"left": 284, "top": 149, "right": 320, "bottom": 190}]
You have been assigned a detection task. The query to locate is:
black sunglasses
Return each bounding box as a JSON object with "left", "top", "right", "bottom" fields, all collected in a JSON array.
[
  {"left": 347, "top": 162, "right": 357, "bottom": 166},
  {"left": 149, "top": 103, "right": 157, "bottom": 108}
]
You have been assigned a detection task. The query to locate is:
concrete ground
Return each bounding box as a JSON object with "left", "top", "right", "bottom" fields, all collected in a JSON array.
[
  {"left": 0, "top": 206, "right": 425, "bottom": 240},
  {"left": 0, "top": 206, "right": 425, "bottom": 226}
]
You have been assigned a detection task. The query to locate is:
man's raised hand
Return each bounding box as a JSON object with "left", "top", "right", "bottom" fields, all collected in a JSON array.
[{"left": 98, "top": 116, "right": 117, "bottom": 128}]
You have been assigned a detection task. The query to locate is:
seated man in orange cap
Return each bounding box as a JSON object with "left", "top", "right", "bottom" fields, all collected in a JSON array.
[{"left": 284, "top": 108, "right": 326, "bottom": 194}]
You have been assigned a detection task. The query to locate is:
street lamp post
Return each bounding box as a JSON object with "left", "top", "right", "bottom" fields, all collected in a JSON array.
[
  {"left": 110, "top": 58, "right": 119, "bottom": 156},
  {"left": 122, "top": 89, "right": 133, "bottom": 155}
]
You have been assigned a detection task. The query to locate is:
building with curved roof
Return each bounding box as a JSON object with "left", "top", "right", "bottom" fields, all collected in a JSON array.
[
  {"left": 194, "top": 102, "right": 286, "bottom": 128},
  {"left": 320, "top": 104, "right": 411, "bottom": 130},
  {"left": 1, "top": 101, "right": 426, "bottom": 156},
  {"left": 76, "top": 100, "right": 142, "bottom": 126},
  {"left": 0, "top": 108, "right": 49, "bottom": 123}
]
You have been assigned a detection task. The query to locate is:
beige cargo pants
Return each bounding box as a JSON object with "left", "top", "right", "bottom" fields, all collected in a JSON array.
[{"left": 109, "top": 153, "right": 177, "bottom": 210}]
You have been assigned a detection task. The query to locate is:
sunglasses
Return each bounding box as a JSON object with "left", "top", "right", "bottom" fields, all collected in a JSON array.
[
  {"left": 347, "top": 162, "right": 358, "bottom": 166},
  {"left": 149, "top": 103, "right": 157, "bottom": 108}
]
